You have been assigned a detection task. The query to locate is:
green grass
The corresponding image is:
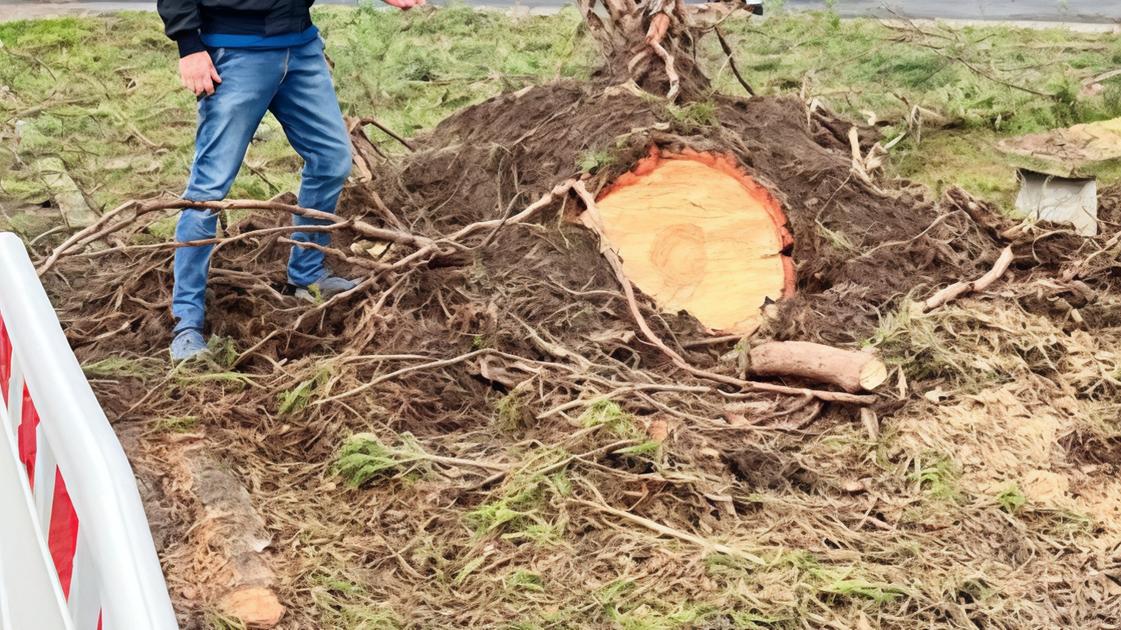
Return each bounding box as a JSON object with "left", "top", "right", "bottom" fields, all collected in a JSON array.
[
  {"left": 150, "top": 415, "right": 200, "bottom": 433},
  {"left": 277, "top": 367, "right": 330, "bottom": 414},
  {"left": 3, "top": 7, "right": 1121, "bottom": 221},
  {"left": 0, "top": 5, "right": 596, "bottom": 213},
  {"left": 310, "top": 572, "right": 403, "bottom": 629},
  {"left": 578, "top": 399, "right": 641, "bottom": 439},
  {"left": 335, "top": 431, "right": 429, "bottom": 486},
  {"left": 711, "top": 10, "right": 1121, "bottom": 204},
  {"left": 465, "top": 470, "right": 568, "bottom": 544},
  {"left": 82, "top": 355, "right": 160, "bottom": 378},
  {"left": 504, "top": 569, "right": 546, "bottom": 593},
  {"left": 996, "top": 482, "right": 1028, "bottom": 514},
  {"left": 908, "top": 452, "right": 962, "bottom": 501}
]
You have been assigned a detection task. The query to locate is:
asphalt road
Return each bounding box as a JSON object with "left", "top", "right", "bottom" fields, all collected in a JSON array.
[{"left": 2, "top": 0, "right": 1120, "bottom": 23}]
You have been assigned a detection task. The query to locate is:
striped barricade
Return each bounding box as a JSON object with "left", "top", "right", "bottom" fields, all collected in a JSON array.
[{"left": 0, "top": 232, "right": 178, "bottom": 630}]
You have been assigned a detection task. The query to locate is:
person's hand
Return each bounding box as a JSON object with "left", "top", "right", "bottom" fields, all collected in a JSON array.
[
  {"left": 382, "top": 0, "right": 425, "bottom": 10},
  {"left": 179, "top": 51, "right": 221, "bottom": 97}
]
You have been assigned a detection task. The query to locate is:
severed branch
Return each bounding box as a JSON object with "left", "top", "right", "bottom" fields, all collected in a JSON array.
[
  {"left": 748, "top": 341, "right": 887, "bottom": 394},
  {"left": 922, "top": 246, "right": 1015, "bottom": 312}
]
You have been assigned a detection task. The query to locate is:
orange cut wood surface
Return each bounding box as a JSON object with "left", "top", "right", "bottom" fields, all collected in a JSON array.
[{"left": 595, "top": 151, "right": 794, "bottom": 335}]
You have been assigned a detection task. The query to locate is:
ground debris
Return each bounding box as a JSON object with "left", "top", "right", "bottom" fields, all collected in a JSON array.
[{"left": 42, "top": 79, "right": 1121, "bottom": 628}]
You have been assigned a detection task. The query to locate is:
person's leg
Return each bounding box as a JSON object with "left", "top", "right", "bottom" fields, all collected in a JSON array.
[
  {"left": 172, "top": 47, "right": 285, "bottom": 336},
  {"left": 267, "top": 38, "right": 353, "bottom": 288}
]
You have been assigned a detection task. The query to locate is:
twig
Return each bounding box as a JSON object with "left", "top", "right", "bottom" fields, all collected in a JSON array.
[
  {"left": 27, "top": 224, "right": 70, "bottom": 248},
  {"left": 314, "top": 349, "right": 491, "bottom": 406},
  {"left": 537, "top": 382, "right": 712, "bottom": 419},
  {"left": 279, "top": 236, "right": 386, "bottom": 270},
  {"left": 354, "top": 116, "right": 416, "bottom": 152},
  {"left": 136, "top": 198, "right": 436, "bottom": 250},
  {"left": 67, "top": 224, "right": 342, "bottom": 262},
  {"left": 37, "top": 200, "right": 138, "bottom": 275},
  {"left": 885, "top": 11, "right": 1054, "bottom": 99},
  {"left": 470, "top": 437, "right": 638, "bottom": 491},
  {"left": 714, "top": 27, "right": 755, "bottom": 96},
  {"left": 922, "top": 246, "right": 1015, "bottom": 312}
]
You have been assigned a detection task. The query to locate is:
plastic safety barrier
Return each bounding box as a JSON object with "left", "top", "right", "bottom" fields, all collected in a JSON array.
[{"left": 0, "top": 232, "right": 178, "bottom": 630}]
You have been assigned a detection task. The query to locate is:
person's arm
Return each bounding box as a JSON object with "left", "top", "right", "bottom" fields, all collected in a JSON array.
[
  {"left": 157, "top": 0, "right": 221, "bottom": 96},
  {"left": 383, "top": 0, "right": 426, "bottom": 10},
  {"left": 158, "top": 0, "right": 204, "bottom": 58}
]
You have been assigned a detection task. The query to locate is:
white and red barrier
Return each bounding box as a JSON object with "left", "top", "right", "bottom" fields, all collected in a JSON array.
[{"left": 0, "top": 232, "right": 178, "bottom": 630}]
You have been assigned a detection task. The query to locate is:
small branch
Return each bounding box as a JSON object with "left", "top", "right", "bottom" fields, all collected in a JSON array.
[
  {"left": 279, "top": 236, "right": 387, "bottom": 270},
  {"left": 37, "top": 200, "right": 138, "bottom": 275},
  {"left": 922, "top": 246, "right": 1015, "bottom": 312},
  {"left": 354, "top": 116, "right": 416, "bottom": 152},
  {"left": 714, "top": 27, "right": 755, "bottom": 96},
  {"left": 135, "top": 198, "right": 436, "bottom": 251}
]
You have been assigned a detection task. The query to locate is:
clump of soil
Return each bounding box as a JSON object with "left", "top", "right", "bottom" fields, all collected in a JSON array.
[{"left": 38, "top": 78, "right": 1121, "bottom": 629}]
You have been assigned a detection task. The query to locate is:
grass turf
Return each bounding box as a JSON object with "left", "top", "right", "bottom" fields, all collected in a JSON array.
[{"left": 2, "top": 5, "right": 1121, "bottom": 235}]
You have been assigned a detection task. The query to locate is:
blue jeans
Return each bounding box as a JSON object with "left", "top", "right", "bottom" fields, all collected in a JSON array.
[{"left": 172, "top": 37, "right": 351, "bottom": 334}]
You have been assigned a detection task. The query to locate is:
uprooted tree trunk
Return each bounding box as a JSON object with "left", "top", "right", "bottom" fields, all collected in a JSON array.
[{"left": 580, "top": 0, "right": 737, "bottom": 100}]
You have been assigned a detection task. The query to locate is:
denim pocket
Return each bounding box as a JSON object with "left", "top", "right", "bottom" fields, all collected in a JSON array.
[{"left": 211, "top": 47, "right": 227, "bottom": 64}]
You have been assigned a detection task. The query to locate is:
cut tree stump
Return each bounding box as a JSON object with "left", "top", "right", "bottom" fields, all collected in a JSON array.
[
  {"left": 748, "top": 341, "right": 887, "bottom": 393},
  {"left": 593, "top": 149, "right": 794, "bottom": 335}
]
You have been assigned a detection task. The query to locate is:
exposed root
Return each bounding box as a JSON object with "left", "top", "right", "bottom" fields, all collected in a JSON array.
[{"left": 923, "top": 245, "right": 1016, "bottom": 312}]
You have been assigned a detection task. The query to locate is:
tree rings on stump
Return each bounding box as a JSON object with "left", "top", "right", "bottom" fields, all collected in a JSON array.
[{"left": 594, "top": 148, "right": 795, "bottom": 335}]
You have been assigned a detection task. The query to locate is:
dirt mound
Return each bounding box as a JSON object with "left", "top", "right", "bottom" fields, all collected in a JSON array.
[
  {"left": 35, "top": 79, "right": 1121, "bottom": 627},
  {"left": 367, "top": 83, "right": 997, "bottom": 345}
]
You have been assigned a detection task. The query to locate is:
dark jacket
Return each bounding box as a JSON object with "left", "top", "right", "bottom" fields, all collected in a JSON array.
[{"left": 158, "top": 0, "right": 315, "bottom": 58}]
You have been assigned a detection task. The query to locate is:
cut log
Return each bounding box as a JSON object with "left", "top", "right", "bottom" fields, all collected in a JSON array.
[
  {"left": 593, "top": 149, "right": 794, "bottom": 335},
  {"left": 219, "top": 587, "right": 285, "bottom": 629},
  {"left": 186, "top": 449, "right": 286, "bottom": 628},
  {"left": 748, "top": 341, "right": 887, "bottom": 393}
]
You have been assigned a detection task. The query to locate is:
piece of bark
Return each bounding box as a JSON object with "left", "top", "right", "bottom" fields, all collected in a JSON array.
[{"left": 748, "top": 341, "right": 887, "bottom": 393}]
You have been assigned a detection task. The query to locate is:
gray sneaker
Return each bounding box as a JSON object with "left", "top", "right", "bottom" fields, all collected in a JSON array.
[
  {"left": 170, "top": 329, "right": 208, "bottom": 362},
  {"left": 293, "top": 272, "right": 357, "bottom": 303}
]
